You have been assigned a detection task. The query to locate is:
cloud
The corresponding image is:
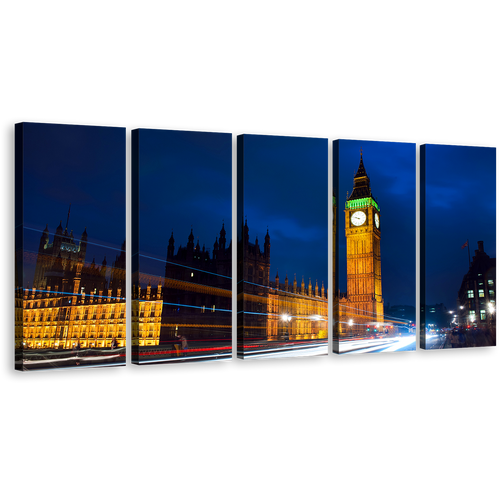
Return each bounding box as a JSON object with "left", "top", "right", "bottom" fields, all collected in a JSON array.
[{"left": 425, "top": 184, "right": 462, "bottom": 210}]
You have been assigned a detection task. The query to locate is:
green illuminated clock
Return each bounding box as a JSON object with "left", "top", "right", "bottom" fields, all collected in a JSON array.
[
  {"left": 351, "top": 211, "right": 366, "bottom": 226},
  {"left": 374, "top": 213, "right": 380, "bottom": 228}
]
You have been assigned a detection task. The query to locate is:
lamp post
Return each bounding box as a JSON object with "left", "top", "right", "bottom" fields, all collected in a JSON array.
[
  {"left": 281, "top": 314, "right": 291, "bottom": 341},
  {"left": 488, "top": 302, "right": 495, "bottom": 331}
]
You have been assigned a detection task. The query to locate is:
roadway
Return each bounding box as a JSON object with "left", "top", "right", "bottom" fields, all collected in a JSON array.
[
  {"left": 422, "top": 333, "right": 447, "bottom": 350},
  {"left": 25, "top": 331, "right": 493, "bottom": 364},
  {"left": 337, "top": 334, "right": 416, "bottom": 354},
  {"left": 16, "top": 347, "right": 126, "bottom": 371},
  {"left": 140, "top": 339, "right": 328, "bottom": 362}
]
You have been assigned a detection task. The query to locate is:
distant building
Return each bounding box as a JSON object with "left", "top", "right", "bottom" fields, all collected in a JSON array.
[
  {"left": 135, "top": 219, "right": 328, "bottom": 352},
  {"left": 385, "top": 304, "right": 415, "bottom": 325},
  {"left": 424, "top": 303, "right": 450, "bottom": 329},
  {"left": 162, "top": 224, "right": 232, "bottom": 342},
  {"left": 21, "top": 211, "right": 329, "bottom": 352},
  {"left": 457, "top": 241, "right": 496, "bottom": 330}
]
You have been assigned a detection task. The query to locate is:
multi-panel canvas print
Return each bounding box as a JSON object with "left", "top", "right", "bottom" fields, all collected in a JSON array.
[{"left": 16, "top": 123, "right": 493, "bottom": 369}]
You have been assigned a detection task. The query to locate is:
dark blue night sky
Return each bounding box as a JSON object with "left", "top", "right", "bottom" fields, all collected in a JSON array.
[
  {"left": 242, "top": 134, "right": 328, "bottom": 289},
  {"left": 18, "top": 126, "right": 495, "bottom": 314},
  {"left": 21, "top": 123, "right": 125, "bottom": 286},
  {"left": 136, "top": 129, "right": 232, "bottom": 277},
  {"left": 424, "top": 144, "right": 496, "bottom": 309},
  {"left": 139, "top": 129, "right": 328, "bottom": 289},
  {"left": 337, "top": 140, "right": 416, "bottom": 308}
]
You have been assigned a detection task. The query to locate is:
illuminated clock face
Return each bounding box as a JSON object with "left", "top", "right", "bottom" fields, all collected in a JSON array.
[
  {"left": 351, "top": 211, "right": 366, "bottom": 226},
  {"left": 374, "top": 213, "right": 380, "bottom": 228}
]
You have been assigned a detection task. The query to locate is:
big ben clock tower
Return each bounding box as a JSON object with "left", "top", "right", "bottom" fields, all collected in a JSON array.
[{"left": 345, "top": 149, "right": 383, "bottom": 334}]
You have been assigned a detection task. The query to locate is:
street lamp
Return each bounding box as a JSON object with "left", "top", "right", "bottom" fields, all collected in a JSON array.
[
  {"left": 348, "top": 319, "right": 353, "bottom": 337},
  {"left": 487, "top": 303, "right": 495, "bottom": 330},
  {"left": 281, "top": 314, "right": 291, "bottom": 340},
  {"left": 470, "top": 313, "right": 476, "bottom": 327}
]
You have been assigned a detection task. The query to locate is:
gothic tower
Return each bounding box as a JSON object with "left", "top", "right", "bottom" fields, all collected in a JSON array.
[
  {"left": 33, "top": 208, "right": 88, "bottom": 290},
  {"left": 344, "top": 149, "right": 383, "bottom": 333}
]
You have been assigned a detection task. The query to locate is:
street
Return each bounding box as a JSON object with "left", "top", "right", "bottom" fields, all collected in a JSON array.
[
  {"left": 16, "top": 330, "right": 496, "bottom": 371},
  {"left": 338, "top": 333, "right": 416, "bottom": 354},
  {"left": 423, "top": 333, "right": 446, "bottom": 350}
]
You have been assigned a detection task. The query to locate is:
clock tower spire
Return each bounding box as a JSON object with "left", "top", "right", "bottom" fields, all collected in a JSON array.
[{"left": 344, "top": 149, "right": 383, "bottom": 335}]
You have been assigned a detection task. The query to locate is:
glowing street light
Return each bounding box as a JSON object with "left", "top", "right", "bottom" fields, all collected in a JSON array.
[{"left": 281, "top": 313, "right": 291, "bottom": 341}]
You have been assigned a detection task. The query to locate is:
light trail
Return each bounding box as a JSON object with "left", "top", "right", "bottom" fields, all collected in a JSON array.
[
  {"left": 139, "top": 253, "right": 231, "bottom": 280},
  {"left": 23, "top": 354, "right": 123, "bottom": 364},
  {"left": 379, "top": 335, "right": 416, "bottom": 352},
  {"left": 240, "top": 344, "right": 327, "bottom": 358},
  {"left": 339, "top": 335, "right": 416, "bottom": 354},
  {"left": 138, "top": 353, "right": 232, "bottom": 364}
]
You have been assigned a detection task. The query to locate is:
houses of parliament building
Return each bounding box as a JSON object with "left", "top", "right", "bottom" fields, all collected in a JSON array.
[
  {"left": 15, "top": 212, "right": 126, "bottom": 351},
  {"left": 17, "top": 152, "right": 397, "bottom": 352}
]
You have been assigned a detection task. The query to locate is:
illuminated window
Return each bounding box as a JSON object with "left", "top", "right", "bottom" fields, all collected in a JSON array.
[
  {"left": 489, "top": 290, "right": 495, "bottom": 296},
  {"left": 488, "top": 280, "right": 494, "bottom": 286},
  {"left": 191, "top": 272, "right": 194, "bottom": 277},
  {"left": 480, "top": 310, "right": 486, "bottom": 321},
  {"left": 212, "top": 305, "right": 215, "bottom": 312},
  {"left": 467, "top": 290, "right": 474, "bottom": 298},
  {"left": 479, "top": 290, "right": 485, "bottom": 298}
]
